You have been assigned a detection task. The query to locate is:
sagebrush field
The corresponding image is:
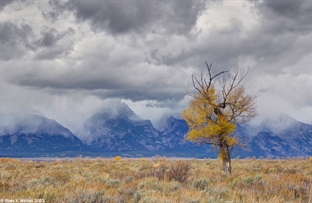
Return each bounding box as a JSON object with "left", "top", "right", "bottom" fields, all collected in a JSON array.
[{"left": 0, "top": 157, "right": 311, "bottom": 203}]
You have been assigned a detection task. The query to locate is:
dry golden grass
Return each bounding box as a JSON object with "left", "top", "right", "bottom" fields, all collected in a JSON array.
[{"left": 0, "top": 157, "right": 311, "bottom": 203}]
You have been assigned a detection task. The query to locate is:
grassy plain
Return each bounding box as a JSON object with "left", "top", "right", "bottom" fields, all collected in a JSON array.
[{"left": 0, "top": 157, "right": 311, "bottom": 203}]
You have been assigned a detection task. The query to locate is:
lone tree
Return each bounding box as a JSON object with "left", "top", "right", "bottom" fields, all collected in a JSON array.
[{"left": 181, "top": 62, "right": 258, "bottom": 174}]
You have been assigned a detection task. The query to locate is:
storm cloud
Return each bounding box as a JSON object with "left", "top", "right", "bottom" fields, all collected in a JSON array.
[
  {"left": 0, "top": 22, "right": 33, "bottom": 60},
  {"left": 50, "top": 0, "right": 208, "bottom": 35},
  {"left": 0, "top": 0, "right": 14, "bottom": 11},
  {"left": 0, "top": 0, "right": 311, "bottom": 130}
]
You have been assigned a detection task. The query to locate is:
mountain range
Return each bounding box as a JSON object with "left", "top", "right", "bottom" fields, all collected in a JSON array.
[
  {"left": 0, "top": 103, "right": 311, "bottom": 158},
  {"left": 0, "top": 113, "right": 85, "bottom": 156}
]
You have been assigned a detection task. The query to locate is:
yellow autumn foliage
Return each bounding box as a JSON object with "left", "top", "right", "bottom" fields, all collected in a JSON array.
[
  {"left": 181, "top": 88, "right": 236, "bottom": 147},
  {"left": 182, "top": 63, "right": 258, "bottom": 173},
  {"left": 114, "top": 156, "right": 121, "bottom": 161}
]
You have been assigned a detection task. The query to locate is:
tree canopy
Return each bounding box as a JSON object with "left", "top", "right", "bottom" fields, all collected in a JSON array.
[{"left": 181, "top": 62, "right": 258, "bottom": 173}]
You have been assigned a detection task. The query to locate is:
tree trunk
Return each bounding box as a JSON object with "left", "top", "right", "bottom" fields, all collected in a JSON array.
[{"left": 220, "top": 142, "right": 232, "bottom": 174}]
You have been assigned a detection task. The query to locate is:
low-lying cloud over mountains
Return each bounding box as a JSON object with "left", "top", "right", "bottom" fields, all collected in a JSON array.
[{"left": 0, "top": 102, "right": 311, "bottom": 158}]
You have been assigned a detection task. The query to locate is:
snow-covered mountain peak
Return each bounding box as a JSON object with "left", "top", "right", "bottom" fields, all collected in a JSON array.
[
  {"left": 88, "top": 100, "right": 141, "bottom": 122},
  {"left": 0, "top": 113, "right": 74, "bottom": 138}
]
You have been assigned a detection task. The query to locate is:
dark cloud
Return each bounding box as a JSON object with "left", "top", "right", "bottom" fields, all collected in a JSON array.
[
  {"left": 37, "top": 28, "right": 59, "bottom": 47},
  {"left": 42, "top": 0, "right": 69, "bottom": 21},
  {"left": 13, "top": 76, "right": 125, "bottom": 91},
  {"left": 0, "top": 20, "right": 74, "bottom": 61},
  {"left": 33, "top": 27, "right": 75, "bottom": 48},
  {"left": 50, "top": 0, "right": 208, "bottom": 35},
  {"left": 0, "top": 22, "right": 33, "bottom": 60},
  {"left": 93, "top": 88, "right": 184, "bottom": 102},
  {"left": 154, "top": 0, "right": 311, "bottom": 72},
  {"left": 242, "top": 0, "right": 311, "bottom": 69},
  {"left": 260, "top": 0, "right": 310, "bottom": 19},
  {"left": 6, "top": 75, "right": 184, "bottom": 102},
  {"left": 0, "top": 0, "right": 13, "bottom": 11},
  {"left": 34, "top": 46, "right": 70, "bottom": 60},
  {"left": 6, "top": 62, "right": 185, "bottom": 102},
  {"left": 250, "top": 0, "right": 311, "bottom": 34},
  {"left": 32, "top": 27, "right": 75, "bottom": 60}
]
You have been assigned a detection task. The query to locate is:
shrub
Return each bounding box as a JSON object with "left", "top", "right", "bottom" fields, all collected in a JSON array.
[
  {"left": 5, "top": 164, "right": 16, "bottom": 170},
  {"left": 106, "top": 179, "right": 120, "bottom": 187},
  {"left": 69, "top": 190, "right": 105, "bottom": 203},
  {"left": 133, "top": 190, "right": 145, "bottom": 203},
  {"left": 53, "top": 171, "right": 70, "bottom": 185},
  {"left": 165, "top": 181, "right": 181, "bottom": 193},
  {"left": 184, "top": 198, "right": 201, "bottom": 203},
  {"left": 208, "top": 187, "right": 230, "bottom": 199},
  {"left": 140, "top": 196, "right": 160, "bottom": 203},
  {"left": 242, "top": 175, "right": 262, "bottom": 186},
  {"left": 27, "top": 179, "right": 40, "bottom": 187},
  {"left": 167, "top": 161, "right": 191, "bottom": 183},
  {"left": 0, "top": 158, "right": 14, "bottom": 163},
  {"left": 114, "top": 196, "right": 127, "bottom": 203},
  {"left": 35, "top": 164, "right": 45, "bottom": 168},
  {"left": 193, "top": 178, "right": 210, "bottom": 190},
  {"left": 124, "top": 176, "right": 134, "bottom": 184},
  {"left": 152, "top": 166, "right": 167, "bottom": 181},
  {"left": 138, "top": 178, "right": 163, "bottom": 192},
  {"left": 55, "top": 158, "right": 62, "bottom": 163},
  {"left": 309, "top": 156, "right": 312, "bottom": 162},
  {"left": 114, "top": 156, "right": 122, "bottom": 161}
]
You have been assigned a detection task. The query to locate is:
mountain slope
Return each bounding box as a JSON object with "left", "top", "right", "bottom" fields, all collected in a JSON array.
[
  {"left": 81, "top": 102, "right": 163, "bottom": 152},
  {"left": 0, "top": 113, "right": 85, "bottom": 155},
  {"left": 245, "top": 115, "right": 312, "bottom": 157},
  {"left": 158, "top": 116, "right": 212, "bottom": 156}
]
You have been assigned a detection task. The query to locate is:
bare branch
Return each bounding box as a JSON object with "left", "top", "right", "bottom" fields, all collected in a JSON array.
[
  {"left": 211, "top": 70, "right": 229, "bottom": 81},
  {"left": 191, "top": 74, "right": 203, "bottom": 95}
]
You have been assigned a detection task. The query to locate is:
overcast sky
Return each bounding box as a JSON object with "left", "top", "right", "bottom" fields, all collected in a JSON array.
[{"left": 1, "top": 0, "right": 311, "bottom": 131}]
